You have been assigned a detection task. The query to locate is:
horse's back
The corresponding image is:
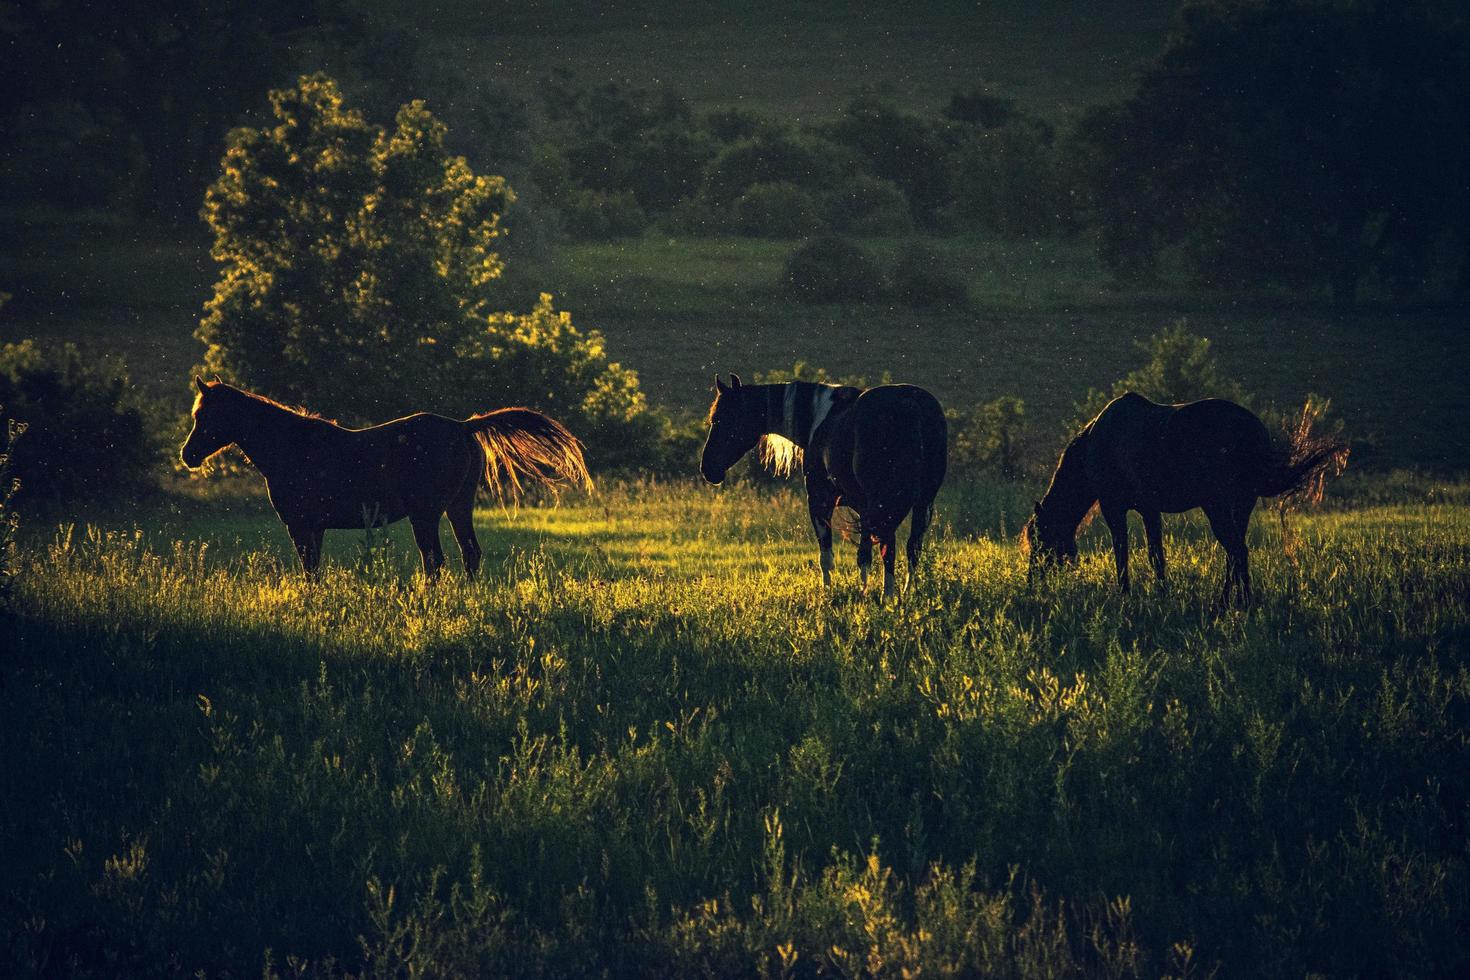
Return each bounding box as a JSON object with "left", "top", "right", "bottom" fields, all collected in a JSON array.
[{"left": 1089, "top": 393, "right": 1269, "bottom": 510}]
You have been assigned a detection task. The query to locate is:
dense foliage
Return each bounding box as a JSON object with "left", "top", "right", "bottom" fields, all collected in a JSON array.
[
  {"left": 197, "top": 74, "right": 653, "bottom": 464},
  {"left": 4, "top": 481, "right": 1469, "bottom": 975},
  {"left": 0, "top": 341, "right": 162, "bottom": 507},
  {"left": 1074, "top": 0, "right": 1470, "bottom": 301}
]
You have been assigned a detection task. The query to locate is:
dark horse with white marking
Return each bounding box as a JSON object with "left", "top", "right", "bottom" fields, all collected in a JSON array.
[
  {"left": 1024, "top": 392, "right": 1347, "bottom": 605},
  {"left": 180, "top": 378, "right": 592, "bottom": 577},
  {"left": 701, "top": 375, "right": 947, "bottom": 598}
]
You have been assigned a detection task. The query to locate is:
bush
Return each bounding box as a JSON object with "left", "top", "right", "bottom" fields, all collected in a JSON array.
[
  {"left": 1067, "top": 321, "right": 1251, "bottom": 433},
  {"left": 822, "top": 174, "right": 913, "bottom": 235},
  {"left": 558, "top": 187, "right": 649, "bottom": 241},
  {"left": 891, "top": 241, "right": 969, "bottom": 308},
  {"left": 783, "top": 236, "right": 883, "bottom": 304},
  {"left": 949, "top": 395, "right": 1030, "bottom": 480},
  {"left": 701, "top": 130, "right": 852, "bottom": 208},
  {"left": 732, "top": 181, "right": 823, "bottom": 238},
  {"left": 0, "top": 341, "right": 163, "bottom": 507},
  {"left": 456, "top": 293, "right": 656, "bottom": 471}
]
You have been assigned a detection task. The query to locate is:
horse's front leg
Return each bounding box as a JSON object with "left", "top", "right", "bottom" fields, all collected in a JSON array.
[
  {"left": 1100, "top": 502, "right": 1131, "bottom": 594},
  {"left": 804, "top": 469, "right": 838, "bottom": 587}
]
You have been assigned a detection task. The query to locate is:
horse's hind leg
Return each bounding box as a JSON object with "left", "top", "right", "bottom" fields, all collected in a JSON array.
[
  {"left": 1204, "top": 499, "right": 1253, "bottom": 607},
  {"left": 447, "top": 484, "right": 482, "bottom": 579},
  {"left": 878, "top": 527, "right": 899, "bottom": 600},
  {"left": 289, "top": 524, "right": 324, "bottom": 578},
  {"left": 409, "top": 513, "right": 447, "bottom": 579},
  {"left": 905, "top": 501, "right": 934, "bottom": 592},
  {"left": 856, "top": 522, "right": 874, "bottom": 592},
  {"left": 1141, "top": 510, "right": 1167, "bottom": 592},
  {"left": 1101, "top": 502, "right": 1131, "bottom": 594}
]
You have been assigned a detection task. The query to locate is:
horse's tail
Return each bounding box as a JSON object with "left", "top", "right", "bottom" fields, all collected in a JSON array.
[
  {"left": 1255, "top": 402, "right": 1349, "bottom": 504},
  {"left": 462, "top": 408, "right": 593, "bottom": 503}
]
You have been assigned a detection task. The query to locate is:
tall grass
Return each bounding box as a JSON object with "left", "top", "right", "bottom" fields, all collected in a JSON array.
[{"left": 3, "top": 480, "right": 1469, "bottom": 975}]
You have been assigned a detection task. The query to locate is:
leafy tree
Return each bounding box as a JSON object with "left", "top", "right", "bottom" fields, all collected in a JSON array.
[
  {"left": 950, "top": 395, "right": 1029, "bottom": 480},
  {"left": 1075, "top": 0, "right": 1470, "bottom": 302},
  {"left": 198, "top": 73, "right": 649, "bottom": 461},
  {"left": 1068, "top": 322, "right": 1249, "bottom": 434}
]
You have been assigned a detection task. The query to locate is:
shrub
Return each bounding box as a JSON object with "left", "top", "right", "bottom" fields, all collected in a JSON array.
[
  {"left": 822, "top": 174, "right": 913, "bottom": 235},
  {"left": 0, "top": 341, "right": 163, "bottom": 507},
  {"left": 456, "top": 293, "right": 656, "bottom": 470},
  {"left": 1067, "top": 321, "right": 1251, "bottom": 433},
  {"left": 701, "top": 130, "right": 852, "bottom": 208},
  {"left": 783, "top": 236, "right": 883, "bottom": 304},
  {"left": 558, "top": 187, "right": 649, "bottom": 241},
  {"left": 891, "top": 241, "right": 969, "bottom": 308},
  {"left": 949, "top": 395, "right": 1030, "bottom": 480},
  {"left": 732, "top": 181, "right": 823, "bottom": 238}
]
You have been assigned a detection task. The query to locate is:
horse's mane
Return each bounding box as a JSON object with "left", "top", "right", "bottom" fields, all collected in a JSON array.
[
  {"left": 758, "top": 434, "right": 802, "bottom": 478},
  {"left": 215, "top": 383, "right": 333, "bottom": 423}
]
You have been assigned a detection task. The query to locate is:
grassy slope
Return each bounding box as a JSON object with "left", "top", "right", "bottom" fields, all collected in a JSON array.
[
  {"left": 378, "top": 0, "right": 1178, "bottom": 120},
  {"left": 4, "top": 482, "right": 1470, "bottom": 974}
]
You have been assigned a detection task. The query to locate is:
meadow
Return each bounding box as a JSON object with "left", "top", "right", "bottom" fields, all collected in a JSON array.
[{"left": 5, "top": 476, "right": 1470, "bottom": 976}]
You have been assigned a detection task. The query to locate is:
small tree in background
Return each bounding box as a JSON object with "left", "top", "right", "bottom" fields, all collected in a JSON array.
[
  {"left": 199, "top": 73, "right": 511, "bottom": 421},
  {"left": 198, "top": 73, "right": 652, "bottom": 463},
  {"left": 1068, "top": 322, "right": 1250, "bottom": 434},
  {"left": 950, "top": 395, "right": 1029, "bottom": 480}
]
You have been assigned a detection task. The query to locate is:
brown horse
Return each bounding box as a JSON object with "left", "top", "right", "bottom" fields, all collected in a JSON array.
[
  {"left": 700, "top": 375, "right": 948, "bottom": 598},
  {"left": 1023, "top": 392, "right": 1347, "bottom": 605},
  {"left": 180, "top": 378, "right": 591, "bottom": 577}
]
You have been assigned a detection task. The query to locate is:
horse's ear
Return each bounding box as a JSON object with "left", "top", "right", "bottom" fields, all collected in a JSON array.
[
  {"left": 212, "top": 373, "right": 223, "bottom": 384},
  {"left": 730, "top": 373, "right": 742, "bottom": 389},
  {"left": 194, "top": 375, "right": 208, "bottom": 393},
  {"left": 715, "top": 374, "right": 728, "bottom": 393}
]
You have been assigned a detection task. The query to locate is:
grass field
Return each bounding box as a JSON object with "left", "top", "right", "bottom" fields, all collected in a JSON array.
[
  {"left": 371, "top": 0, "right": 1178, "bottom": 121},
  {"left": 4, "top": 477, "right": 1470, "bottom": 975}
]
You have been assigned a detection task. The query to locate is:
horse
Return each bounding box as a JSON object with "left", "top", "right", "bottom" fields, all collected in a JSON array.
[
  {"left": 1023, "top": 392, "right": 1348, "bottom": 606},
  {"left": 700, "top": 374, "right": 948, "bottom": 598},
  {"left": 180, "top": 377, "right": 592, "bottom": 578}
]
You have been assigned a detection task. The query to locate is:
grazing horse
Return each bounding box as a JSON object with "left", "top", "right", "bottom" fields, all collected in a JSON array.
[
  {"left": 1023, "top": 392, "right": 1347, "bottom": 605},
  {"left": 700, "top": 374, "right": 947, "bottom": 598},
  {"left": 180, "top": 377, "right": 592, "bottom": 578}
]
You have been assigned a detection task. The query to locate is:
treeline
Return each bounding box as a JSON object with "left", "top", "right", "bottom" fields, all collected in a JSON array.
[
  {"left": 527, "top": 1, "right": 1470, "bottom": 304},
  {"left": 5, "top": 1, "right": 1466, "bottom": 302}
]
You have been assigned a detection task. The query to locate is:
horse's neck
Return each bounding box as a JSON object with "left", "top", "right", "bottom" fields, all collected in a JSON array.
[
  {"left": 1042, "top": 433, "right": 1097, "bottom": 530},
  {"left": 232, "top": 398, "right": 315, "bottom": 475},
  {"left": 755, "top": 382, "right": 839, "bottom": 449}
]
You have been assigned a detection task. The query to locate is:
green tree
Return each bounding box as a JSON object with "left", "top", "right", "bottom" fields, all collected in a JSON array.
[
  {"left": 198, "top": 73, "right": 649, "bottom": 459},
  {"left": 1069, "top": 322, "right": 1250, "bottom": 432},
  {"left": 1075, "top": 0, "right": 1470, "bottom": 302}
]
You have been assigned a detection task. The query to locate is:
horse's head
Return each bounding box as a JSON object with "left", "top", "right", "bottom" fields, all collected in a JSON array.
[
  {"left": 700, "top": 374, "right": 762, "bottom": 485},
  {"left": 180, "top": 376, "right": 237, "bottom": 469},
  {"left": 1022, "top": 500, "right": 1078, "bottom": 574}
]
